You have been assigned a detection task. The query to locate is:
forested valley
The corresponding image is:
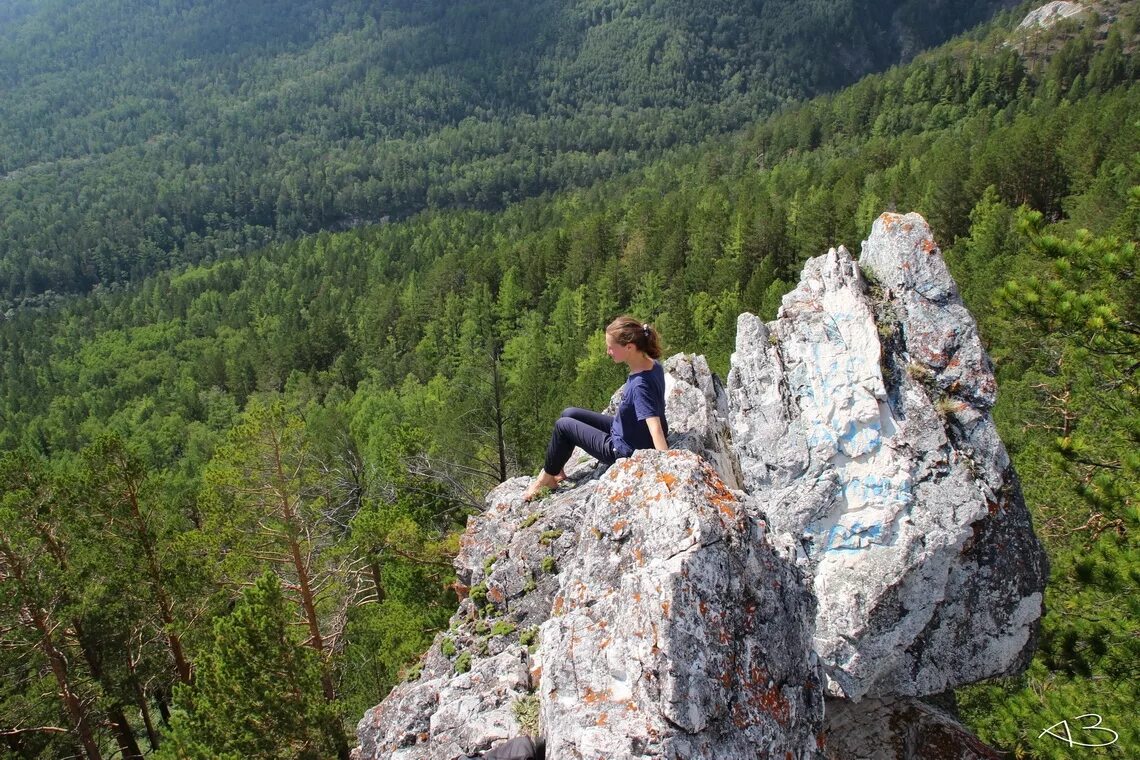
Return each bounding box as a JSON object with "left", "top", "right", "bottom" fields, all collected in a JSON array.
[
  {"left": 0, "top": 0, "right": 1013, "bottom": 308},
  {"left": 1, "top": 1, "right": 1138, "bottom": 758}
]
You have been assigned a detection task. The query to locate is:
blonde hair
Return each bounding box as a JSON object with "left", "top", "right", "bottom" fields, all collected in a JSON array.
[{"left": 606, "top": 315, "right": 662, "bottom": 359}]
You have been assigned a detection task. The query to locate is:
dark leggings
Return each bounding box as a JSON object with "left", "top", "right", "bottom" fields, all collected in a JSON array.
[{"left": 543, "top": 407, "right": 618, "bottom": 476}]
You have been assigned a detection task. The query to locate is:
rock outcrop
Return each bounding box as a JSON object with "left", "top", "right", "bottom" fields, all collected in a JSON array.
[
  {"left": 539, "top": 451, "right": 821, "bottom": 759},
  {"left": 660, "top": 354, "right": 743, "bottom": 490},
  {"left": 729, "top": 213, "right": 1047, "bottom": 701},
  {"left": 356, "top": 212, "right": 1048, "bottom": 759},
  {"left": 356, "top": 364, "right": 807, "bottom": 759},
  {"left": 1018, "top": 1, "right": 1087, "bottom": 30}
]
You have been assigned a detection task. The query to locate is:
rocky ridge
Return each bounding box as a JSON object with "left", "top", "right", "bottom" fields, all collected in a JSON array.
[
  {"left": 1018, "top": 1, "right": 1088, "bottom": 29},
  {"left": 355, "top": 212, "right": 1047, "bottom": 759}
]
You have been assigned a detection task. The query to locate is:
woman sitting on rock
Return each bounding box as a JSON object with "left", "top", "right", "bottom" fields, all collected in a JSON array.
[{"left": 522, "top": 315, "right": 669, "bottom": 501}]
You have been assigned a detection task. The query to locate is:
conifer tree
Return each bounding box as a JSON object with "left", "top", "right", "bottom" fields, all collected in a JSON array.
[
  {"left": 996, "top": 205, "right": 1138, "bottom": 523},
  {"left": 158, "top": 572, "right": 344, "bottom": 759},
  {"left": 959, "top": 201, "right": 1140, "bottom": 757},
  {"left": 83, "top": 434, "right": 194, "bottom": 684},
  {"left": 0, "top": 452, "right": 103, "bottom": 760},
  {"left": 198, "top": 396, "right": 357, "bottom": 759}
]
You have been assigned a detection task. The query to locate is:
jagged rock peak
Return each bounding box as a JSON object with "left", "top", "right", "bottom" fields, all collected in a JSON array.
[
  {"left": 356, "top": 212, "right": 1048, "bottom": 760},
  {"left": 728, "top": 212, "right": 1046, "bottom": 701}
]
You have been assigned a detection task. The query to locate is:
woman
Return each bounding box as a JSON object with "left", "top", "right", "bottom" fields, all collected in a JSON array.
[{"left": 522, "top": 315, "right": 669, "bottom": 501}]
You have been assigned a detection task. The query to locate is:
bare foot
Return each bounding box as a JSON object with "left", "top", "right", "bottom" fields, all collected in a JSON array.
[
  {"left": 552, "top": 470, "right": 567, "bottom": 485},
  {"left": 522, "top": 470, "right": 560, "bottom": 502}
]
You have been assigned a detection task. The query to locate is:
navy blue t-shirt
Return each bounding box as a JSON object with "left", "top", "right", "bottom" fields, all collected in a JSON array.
[{"left": 610, "top": 361, "right": 669, "bottom": 457}]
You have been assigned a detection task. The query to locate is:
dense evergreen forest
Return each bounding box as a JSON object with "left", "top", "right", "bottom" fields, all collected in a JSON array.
[
  {"left": 0, "top": 0, "right": 1015, "bottom": 308},
  {"left": 1, "top": 1, "right": 1138, "bottom": 758}
]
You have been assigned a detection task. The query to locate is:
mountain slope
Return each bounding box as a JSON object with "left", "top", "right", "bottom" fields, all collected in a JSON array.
[{"left": 0, "top": 0, "right": 1016, "bottom": 306}]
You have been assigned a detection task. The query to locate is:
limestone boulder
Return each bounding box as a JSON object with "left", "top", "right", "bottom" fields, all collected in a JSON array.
[
  {"left": 538, "top": 450, "right": 822, "bottom": 759},
  {"left": 356, "top": 211, "right": 1048, "bottom": 759},
  {"left": 356, "top": 451, "right": 824, "bottom": 759},
  {"left": 355, "top": 647, "right": 533, "bottom": 760},
  {"left": 661, "top": 353, "right": 742, "bottom": 489},
  {"left": 356, "top": 474, "right": 592, "bottom": 759},
  {"left": 727, "top": 212, "right": 1047, "bottom": 701}
]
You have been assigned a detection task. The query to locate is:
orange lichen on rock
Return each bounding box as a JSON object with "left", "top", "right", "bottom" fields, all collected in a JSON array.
[
  {"left": 488, "top": 586, "right": 504, "bottom": 603},
  {"left": 702, "top": 470, "right": 741, "bottom": 523},
  {"left": 659, "top": 472, "right": 677, "bottom": 490},
  {"left": 552, "top": 596, "right": 564, "bottom": 615},
  {"left": 700, "top": 464, "right": 726, "bottom": 488},
  {"left": 661, "top": 601, "right": 670, "bottom": 617},
  {"left": 747, "top": 679, "right": 791, "bottom": 725},
  {"left": 710, "top": 491, "right": 739, "bottom": 522},
  {"left": 880, "top": 212, "right": 904, "bottom": 230},
  {"left": 582, "top": 686, "right": 609, "bottom": 704},
  {"left": 612, "top": 519, "right": 628, "bottom": 533},
  {"left": 612, "top": 459, "right": 636, "bottom": 474},
  {"left": 596, "top": 712, "right": 609, "bottom": 726},
  {"left": 609, "top": 487, "right": 634, "bottom": 504}
]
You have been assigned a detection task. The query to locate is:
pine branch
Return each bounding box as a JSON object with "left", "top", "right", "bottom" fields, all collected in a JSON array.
[
  {"left": 0, "top": 726, "right": 70, "bottom": 737},
  {"left": 383, "top": 544, "right": 455, "bottom": 569},
  {"left": 1062, "top": 454, "right": 1122, "bottom": 471}
]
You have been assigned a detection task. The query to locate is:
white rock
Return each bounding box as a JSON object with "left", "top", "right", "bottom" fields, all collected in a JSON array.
[
  {"left": 1018, "top": 1, "right": 1086, "bottom": 29},
  {"left": 356, "top": 212, "right": 1047, "bottom": 758},
  {"left": 538, "top": 450, "right": 822, "bottom": 759},
  {"left": 727, "top": 213, "right": 1047, "bottom": 700}
]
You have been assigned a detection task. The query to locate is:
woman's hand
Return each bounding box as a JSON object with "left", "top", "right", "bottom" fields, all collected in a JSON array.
[{"left": 646, "top": 416, "right": 668, "bottom": 451}]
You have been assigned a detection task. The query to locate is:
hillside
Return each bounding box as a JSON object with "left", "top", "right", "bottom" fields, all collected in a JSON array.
[
  {"left": 0, "top": 2, "right": 1137, "bottom": 758},
  {"left": 0, "top": 0, "right": 1016, "bottom": 307}
]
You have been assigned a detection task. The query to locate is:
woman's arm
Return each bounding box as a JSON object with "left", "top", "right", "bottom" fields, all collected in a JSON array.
[{"left": 646, "top": 416, "right": 668, "bottom": 451}]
